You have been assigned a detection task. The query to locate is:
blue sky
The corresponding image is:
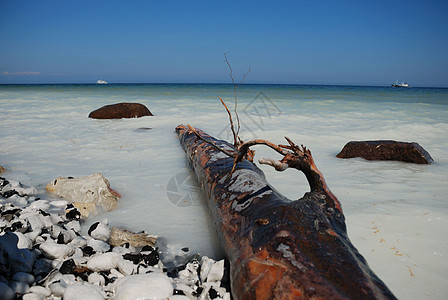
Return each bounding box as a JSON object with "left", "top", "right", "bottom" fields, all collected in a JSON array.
[{"left": 1, "top": 0, "right": 447, "bottom": 86}]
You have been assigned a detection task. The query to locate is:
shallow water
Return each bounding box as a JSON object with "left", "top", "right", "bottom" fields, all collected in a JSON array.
[{"left": 1, "top": 84, "right": 448, "bottom": 299}]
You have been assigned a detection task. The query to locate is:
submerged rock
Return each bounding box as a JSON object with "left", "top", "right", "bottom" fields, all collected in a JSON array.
[
  {"left": 45, "top": 174, "right": 120, "bottom": 218},
  {"left": 109, "top": 227, "right": 157, "bottom": 248},
  {"left": 88, "top": 103, "right": 153, "bottom": 119},
  {"left": 336, "top": 140, "right": 434, "bottom": 164}
]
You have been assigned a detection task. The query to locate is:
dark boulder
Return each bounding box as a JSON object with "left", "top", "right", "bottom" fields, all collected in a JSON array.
[
  {"left": 89, "top": 103, "right": 153, "bottom": 119},
  {"left": 336, "top": 140, "right": 433, "bottom": 164}
]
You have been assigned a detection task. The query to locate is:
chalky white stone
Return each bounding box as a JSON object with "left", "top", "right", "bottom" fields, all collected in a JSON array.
[
  {"left": 64, "top": 282, "right": 105, "bottom": 300},
  {"left": 117, "top": 257, "right": 134, "bottom": 276},
  {"left": 88, "top": 272, "right": 106, "bottom": 286},
  {"left": 14, "top": 231, "right": 32, "bottom": 249},
  {"left": 87, "top": 252, "right": 120, "bottom": 272},
  {"left": 39, "top": 241, "right": 75, "bottom": 259},
  {"left": 49, "top": 281, "right": 66, "bottom": 297},
  {"left": 49, "top": 200, "right": 69, "bottom": 208},
  {"left": 89, "top": 219, "right": 110, "bottom": 242},
  {"left": 206, "top": 259, "right": 225, "bottom": 282},
  {"left": 65, "top": 220, "right": 81, "bottom": 233},
  {"left": 29, "top": 285, "right": 51, "bottom": 296},
  {"left": 113, "top": 273, "right": 174, "bottom": 300},
  {"left": 68, "top": 235, "right": 88, "bottom": 248},
  {"left": 22, "top": 293, "right": 44, "bottom": 300},
  {"left": 87, "top": 237, "right": 111, "bottom": 253},
  {"left": 28, "top": 200, "right": 50, "bottom": 211}
]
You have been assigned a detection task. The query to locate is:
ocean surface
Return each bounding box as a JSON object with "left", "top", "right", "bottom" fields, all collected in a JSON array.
[{"left": 1, "top": 84, "right": 447, "bottom": 298}]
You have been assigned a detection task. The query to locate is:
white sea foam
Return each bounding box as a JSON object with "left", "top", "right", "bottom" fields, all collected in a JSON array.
[{"left": 1, "top": 84, "right": 447, "bottom": 299}]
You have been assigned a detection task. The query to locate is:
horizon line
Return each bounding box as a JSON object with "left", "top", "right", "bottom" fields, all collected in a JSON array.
[{"left": 1, "top": 82, "right": 447, "bottom": 89}]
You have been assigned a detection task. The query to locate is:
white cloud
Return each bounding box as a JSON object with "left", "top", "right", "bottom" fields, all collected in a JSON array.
[{"left": 2, "top": 71, "right": 41, "bottom": 75}]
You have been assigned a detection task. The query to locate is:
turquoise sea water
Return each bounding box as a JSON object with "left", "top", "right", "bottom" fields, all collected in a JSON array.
[{"left": 1, "top": 84, "right": 448, "bottom": 299}]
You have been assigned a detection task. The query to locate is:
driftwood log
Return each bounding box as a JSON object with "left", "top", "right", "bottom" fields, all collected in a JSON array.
[{"left": 176, "top": 124, "right": 396, "bottom": 300}]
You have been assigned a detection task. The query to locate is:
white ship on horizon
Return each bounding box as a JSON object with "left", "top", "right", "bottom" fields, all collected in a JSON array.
[{"left": 96, "top": 79, "right": 108, "bottom": 84}]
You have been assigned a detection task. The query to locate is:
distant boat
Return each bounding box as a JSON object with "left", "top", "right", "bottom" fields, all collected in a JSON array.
[
  {"left": 96, "top": 79, "right": 108, "bottom": 84},
  {"left": 391, "top": 78, "right": 409, "bottom": 88}
]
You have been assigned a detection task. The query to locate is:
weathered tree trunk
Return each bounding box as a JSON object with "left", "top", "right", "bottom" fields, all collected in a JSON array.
[{"left": 176, "top": 124, "right": 396, "bottom": 300}]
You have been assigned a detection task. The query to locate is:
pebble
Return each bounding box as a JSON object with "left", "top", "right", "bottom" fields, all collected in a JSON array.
[
  {"left": 1, "top": 176, "right": 232, "bottom": 300},
  {"left": 113, "top": 273, "right": 173, "bottom": 300},
  {"left": 88, "top": 219, "right": 110, "bottom": 242},
  {"left": 39, "top": 241, "right": 75, "bottom": 259},
  {"left": 64, "top": 282, "right": 105, "bottom": 300},
  {"left": 22, "top": 293, "right": 44, "bottom": 300},
  {"left": 29, "top": 285, "right": 51, "bottom": 296},
  {"left": 87, "top": 252, "right": 120, "bottom": 272}
]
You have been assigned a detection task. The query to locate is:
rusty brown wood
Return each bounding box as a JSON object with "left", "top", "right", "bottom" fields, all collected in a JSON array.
[{"left": 176, "top": 124, "right": 396, "bottom": 300}]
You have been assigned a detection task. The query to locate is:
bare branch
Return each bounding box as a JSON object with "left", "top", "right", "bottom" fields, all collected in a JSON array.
[
  {"left": 219, "top": 97, "right": 237, "bottom": 146},
  {"left": 224, "top": 53, "right": 251, "bottom": 144}
]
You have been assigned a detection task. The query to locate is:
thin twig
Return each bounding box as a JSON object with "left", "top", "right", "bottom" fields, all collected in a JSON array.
[
  {"left": 219, "top": 97, "right": 237, "bottom": 146},
  {"left": 224, "top": 53, "right": 251, "bottom": 144},
  {"left": 187, "top": 125, "right": 236, "bottom": 158}
]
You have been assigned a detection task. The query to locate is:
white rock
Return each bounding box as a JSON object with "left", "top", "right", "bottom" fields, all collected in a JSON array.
[
  {"left": 65, "top": 220, "right": 81, "bottom": 233},
  {"left": 39, "top": 241, "right": 75, "bottom": 259},
  {"left": 86, "top": 252, "right": 120, "bottom": 272},
  {"left": 117, "top": 257, "right": 134, "bottom": 276},
  {"left": 0, "top": 282, "right": 15, "bottom": 300},
  {"left": 178, "top": 259, "right": 200, "bottom": 285},
  {"left": 12, "top": 272, "right": 34, "bottom": 284},
  {"left": 29, "top": 285, "right": 51, "bottom": 296},
  {"left": 206, "top": 259, "right": 225, "bottom": 282},
  {"left": 25, "top": 230, "right": 42, "bottom": 243},
  {"left": 110, "top": 268, "right": 125, "bottom": 278},
  {"left": 49, "top": 200, "right": 69, "bottom": 208},
  {"left": 174, "top": 283, "right": 194, "bottom": 297},
  {"left": 88, "top": 272, "right": 106, "bottom": 286},
  {"left": 21, "top": 214, "right": 45, "bottom": 233},
  {"left": 14, "top": 232, "right": 32, "bottom": 249},
  {"left": 88, "top": 220, "right": 110, "bottom": 242},
  {"left": 69, "top": 235, "right": 88, "bottom": 248},
  {"left": 200, "top": 256, "right": 215, "bottom": 283},
  {"left": 49, "top": 281, "right": 66, "bottom": 297},
  {"left": 87, "top": 238, "right": 111, "bottom": 253},
  {"left": 22, "top": 293, "right": 44, "bottom": 300},
  {"left": 28, "top": 200, "right": 50, "bottom": 211},
  {"left": 64, "top": 282, "right": 105, "bottom": 300},
  {"left": 111, "top": 246, "right": 132, "bottom": 254},
  {"left": 50, "top": 213, "right": 64, "bottom": 224},
  {"left": 113, "top": 273, "right": 173, "bottom": 300},
  {"left": 50, "top": 225, "right": 76, "bottom": 244}
]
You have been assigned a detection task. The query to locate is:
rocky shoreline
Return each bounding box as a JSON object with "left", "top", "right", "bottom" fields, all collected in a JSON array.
[{"left": 0, "top": 176, "right": 231, "bottom": 300}]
